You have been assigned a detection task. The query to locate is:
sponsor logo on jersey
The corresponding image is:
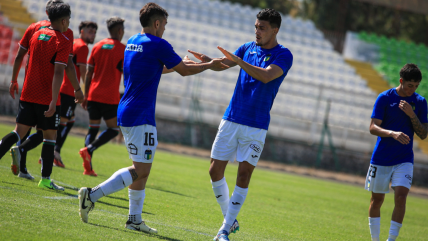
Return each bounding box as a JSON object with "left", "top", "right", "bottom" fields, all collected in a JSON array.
[
  {"left": 38, "top": 34, "right": 52, "bottom": 41},
  {"left": 102, "top": 44, "right": 115, "bottom": 49},
  {"left": 126, "top": 44, "right": 143, "bottom": 52},
  {"left": 249, "top": 143, "right": 261, "bottom": 153},
  {"left": 390, "top": 103, "right": 397, "bottom": 107},
  {"left": 264, "top": 54, "right": 272, "bottom": 62},
  {"left": 144, "top": 149, "right": 152, "bottom": 160},
  {"left": 249, "top": 51, "right": 257, "bottom": 54},
  {"left": 128, "top": 143, "right": 138, "bottom": 155},
  {"left": 38, "top": 26, "right": 48, "bottom": 30}
]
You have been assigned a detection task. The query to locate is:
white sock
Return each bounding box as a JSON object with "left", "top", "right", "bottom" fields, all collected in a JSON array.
[
  {"left": 369, "top": 217, "right": 381, "bottom": 241},
  {"left": 128, "top": 189, "right": 145, "bottom": 224},
  {"left": 388, "top": 221, "right": 402, "bottom": 241},
  {"left": 220, "top": 185, "right": 248, "bottom": 233},
  {"left": 90, "top": 168, "right": 133, "bottom": 202},
  {"left": 211, "top": 177, "right": 229, "bottom": 218}
]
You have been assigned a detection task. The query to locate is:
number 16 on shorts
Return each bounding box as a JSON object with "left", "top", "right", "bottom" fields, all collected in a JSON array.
[{"left": 120, "top": 125, "right": 158, "bottom": 163}]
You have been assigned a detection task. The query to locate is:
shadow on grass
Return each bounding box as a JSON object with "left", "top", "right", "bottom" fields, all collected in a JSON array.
[
  {"left": 97, "top": 200, "right": 154, "bottom": 215},
  {"left": 87, "top": 223, "right": 182, "bottom": 241},
  {"left": 147, "top": 186, "right": 193, "bottom": 198},
  {"left": 0, "top": 180, "right": 27, "bottom": 187}
]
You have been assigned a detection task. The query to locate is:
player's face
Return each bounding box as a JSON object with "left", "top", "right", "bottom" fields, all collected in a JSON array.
[
  {"left": 400, "top": 79, "right": 419, "bottom": 96},
  {"left": 254, "top": 19, "right": 277, "bottom": 46},
  {"left": 153, "top": 17, "right": 167, "bottom": 38},
  {"left": 82, "top": 27, "right": 97, "bottom": 44}
]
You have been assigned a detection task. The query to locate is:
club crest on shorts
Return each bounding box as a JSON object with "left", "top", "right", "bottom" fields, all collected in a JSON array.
[
  {"left": 128, "top": 143, "right": 138, "bottom": 155},
  {"left": 249, "top": 143, "right": 261, "bottom": 153},
  {"left": 144, "top": 149, "right": 152, "bottom": 160}
]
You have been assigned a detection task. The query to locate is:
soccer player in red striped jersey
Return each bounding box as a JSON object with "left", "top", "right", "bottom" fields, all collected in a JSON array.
[
  {"left": 8, "top": 0, "right": 84, "bottom": 179},
  {"left": 0, "top": 2, "right": 73, "bottom": 190},
  {"left": 79, "top": 17, "right": 126, "bottom": 177},
  {"left": 54, "top": 21, "right": 97, "bottom": 167}
]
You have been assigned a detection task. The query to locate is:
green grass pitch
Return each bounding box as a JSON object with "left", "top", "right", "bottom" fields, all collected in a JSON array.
[{"left": 0, "top": 123, "right": 427, "bottom": 240}]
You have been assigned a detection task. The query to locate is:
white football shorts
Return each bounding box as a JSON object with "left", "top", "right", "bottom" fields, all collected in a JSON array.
[
  {"left": 211, "top": 119, "right": 267, "bottom": 167},
  {"left": 120, "top": 125, "right": 158, "bottom": 163},
  {"left": 365, "top": 162, "right": 413, "bottom": 193}
]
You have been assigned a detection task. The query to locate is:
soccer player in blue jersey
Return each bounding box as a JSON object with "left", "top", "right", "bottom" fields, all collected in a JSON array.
[
  {"left": 77, "top": 2, "right": 228, "bottom": 233},
  {"left": 366, "top": 64, "right": 427, "bottom": 241},
  {"left": 189, "top": 8, "right": 293, "bottom": 241}
]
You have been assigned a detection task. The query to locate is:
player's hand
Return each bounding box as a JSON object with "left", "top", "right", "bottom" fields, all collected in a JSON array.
[
  {"left": 399, "top": 100, "right": 416, "bottom": 117},
  {"left": 209, "top": 57, "right": 229, "bottom": 70},
  {"left": 183, "top": 55, "right": 197, "bottom": 65},
  {"left": 188, "top": 50, "right": 212, "bottom": 63},
  {"left": 391, "top": 131, "right": 410, "bottom": 145},
  {"left": 9, "top": 81, "right": 19, "bottom": 99},
  {"left": 217, "top": 46, "right": 240, "bottom": 63},
  {"left": 81, "top": 98, "right": 88, "bottom": 110},
  {"left": 74, "top": 89, "right": 84, "bottom": 104},
  {"left": 44, "top": 101, "right": 56, "bottom": 117}
]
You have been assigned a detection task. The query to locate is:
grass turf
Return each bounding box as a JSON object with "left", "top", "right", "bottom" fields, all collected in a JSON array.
[{"left": 0, "top": 123, "right": 427, "bottom": 240}]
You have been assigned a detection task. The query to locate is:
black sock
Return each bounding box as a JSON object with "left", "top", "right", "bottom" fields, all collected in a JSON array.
[
  {"left": 0, "top": 131, "right": 19, "bottom": 159},
  {"left": 55, "top": 120, "right": 74, "bottom": 153},
  {"left": 87, "top": 128, "right": 119, "bottom": 155},
  {"left": 41, "top": 141, "right": 55, "bottom": 178},
  {"left": 17, "top": 129, "right": 31, "bottom": 146},
  {"left": 19, "top": 130, "right": 43, "bottom": 173},
  {"left": 85, "top": 126, "right": 99, "bottom": 147}
]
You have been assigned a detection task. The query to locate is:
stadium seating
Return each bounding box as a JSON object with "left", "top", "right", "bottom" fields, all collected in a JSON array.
[
  {"left": 358, "top": 31, "right": 428, "bottom": 98},
  {"left": 18, "top": 0, "right": 389, "bottom": 154}
]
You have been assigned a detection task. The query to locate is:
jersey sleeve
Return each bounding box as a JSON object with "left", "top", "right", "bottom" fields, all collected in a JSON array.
[
  {"left": 233, "top": 42, "right": 251, "bottom": 58},
  {"left": 371, "top": 94, "right": 387, "bottom": 120},
  {"left": 75, "top": 44, "right": 89, "bottom": 65},
  {"left": 19, "top": 24, "right": 36, "bottom": 50},
  {"left": 417, "top": 98, "right": 428, "bottom": 123},
  {"left": 55, "top": 37, "right": 73, "bottom": 66},
  {"left": 157, "top": 39, "right": 182, "bottom": 69},
  {"left": 271, "top": 49, "right": 293, "bottom": 75}
]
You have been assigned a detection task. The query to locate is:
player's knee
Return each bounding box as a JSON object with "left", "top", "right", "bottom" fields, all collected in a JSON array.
[
  {"left": 370, "top": 195, "right": 384, "bottom": 208},
  {"left": 395, "top": 194, "right": 407, "bottom": 208}
]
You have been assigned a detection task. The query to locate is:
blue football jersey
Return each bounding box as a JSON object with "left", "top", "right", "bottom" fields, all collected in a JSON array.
[
  {"left": 117, "top": 33, "right": 182, "bottom": 127},
  {"left": 223, "top": 41, "right": 293, "bottom": 130},
  {"left": 371, "top": 88, "right": 428, "bottom": 166}
]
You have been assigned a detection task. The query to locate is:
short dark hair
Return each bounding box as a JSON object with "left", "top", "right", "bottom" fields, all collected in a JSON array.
[
  {"left": 106, "top": 16, "right": 125, "bottom": 34},
  {"left": 257, "top": 8, "right": 281, "bottom": 29},
  {"left": 45, "top": 0, "right": 63, "bottom": 11},
  {"left": 139, "top": 2, "right": 168, "bottom": 28},
  {"left": 400, "top": 63, "right": 422, "bottom": 82},
  {"left": 79, "top": 21, "right": 98, "bottom": 32},
  {"left": 47, "top": 2, "right": 70, "bottom": 22}
]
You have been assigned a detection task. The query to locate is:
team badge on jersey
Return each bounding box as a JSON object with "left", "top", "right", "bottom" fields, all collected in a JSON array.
[
  {"left": 38, "top": 26, "right": 48, "bottom": 31},
  {"left": 264, "top": 54, "right": 272, "bottom": 62},
  {"left": 38, "top": 34, "right": 52, "bottom": 41},
  {"left": 102, "top": 44, "right": 115, "bottom": 50},
  {"left": 410, "top": 102, "right": 415, "bottom": 110},
  {"left": 144, "top": 149, "right": 152, "bottom": 160}
]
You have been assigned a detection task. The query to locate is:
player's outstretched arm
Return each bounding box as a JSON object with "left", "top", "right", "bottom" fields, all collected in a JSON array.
[
  {"left": 188, "top": 49, "right": 237, "bottom": 70},
  {"left": 45, "top": 63, "right": 66, "bottom": 117},
  {"left": 82, "top": 66, "right": 95, "bottom": 110},
  {"left": 9, "top": 47, "right": 28, "bottom": 99},
  {"left": 369, "top": 118, "right": 410, "bottom": 144},
  {"left": 162, "top": 56, "right": 197, "bottom": 74},
  {"left": 65, "top": 56, "right": 84, "bottom": 103},
  {"left": 217, "top": 46, "right": 283, "bottom": 83},
  {"left": 172, "top": 57, "right": 229, "bottom": 76},
  {"left": 399, "top": 100, "right": 428, "bottom": 140}
]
